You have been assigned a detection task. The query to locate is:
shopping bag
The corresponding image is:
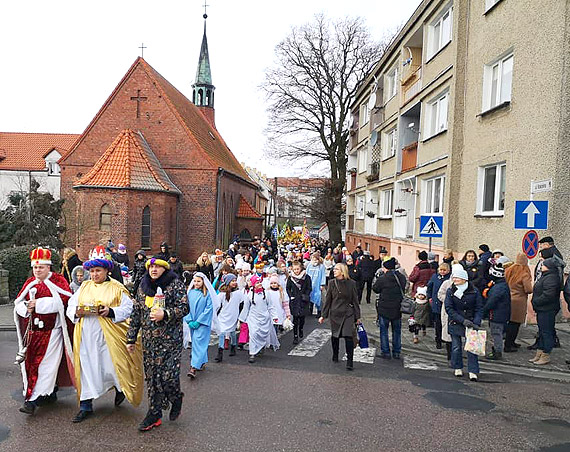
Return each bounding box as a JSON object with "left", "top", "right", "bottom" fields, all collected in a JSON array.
[
  {"left": 238, "top": 322, "right": 249, "bottom": 344},
  {"left": 283, "top": 317, "right": 294, "bottom": 332},
  {"left": 357, "top": 323, "right": 369, "bottom": 349},
  {"left": 464, "top": 328, "right": 486, "bottom": 356}
]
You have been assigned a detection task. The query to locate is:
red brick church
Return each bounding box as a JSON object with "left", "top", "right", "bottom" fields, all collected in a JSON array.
[{"left": 59, "top": 16, "right": 263, "bottom": 261}]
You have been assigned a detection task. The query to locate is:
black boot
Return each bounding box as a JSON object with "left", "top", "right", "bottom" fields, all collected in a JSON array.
[
  {"left": 554, "top": 333, "right": 561, "bottom": 348},
  {"left": 214, "top": 348, "right": 223, "bottom": 363},
  {"left": 293, "top": 323, "right": 299, "bottom": 344},
  {"left": 299, "top": 328, "right": 304, "bottom": 339},
  {"left": 346, "top": 338, "right": 354, "bottom": 371},
  {"left": 331, "top": 337, "right": 339, "bottom": 362},
  {"left": 114, "top": 389, "right": 126, "bottom": 406},
  {"left": 169, "top": 393, "right": 184, "bottom": 421},
  {"left": 229, "top": 345, "right": 236, "bottom": 356},
  {"left": 138, "top": 412, "right": 162, "bottom": 431},
  {"left": 19, "top": 401, "right": 36, "bottom": 415}
]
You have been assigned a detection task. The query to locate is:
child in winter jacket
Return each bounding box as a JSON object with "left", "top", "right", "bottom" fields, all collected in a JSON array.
[{"left": 409, "top": 286, "right": 431, "bottom": 344}]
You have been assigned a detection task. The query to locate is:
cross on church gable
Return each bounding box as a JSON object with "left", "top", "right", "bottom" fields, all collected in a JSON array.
[{"left": 130, "top": 89, "right": 148, "bottom": 119}]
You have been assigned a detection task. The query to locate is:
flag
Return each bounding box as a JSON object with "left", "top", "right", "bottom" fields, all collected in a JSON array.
[
  {"left": 303, "top": 219, "right": 310, "bottom": 243},
  {"left": 272, "top": 224, "right": 279, "bottom": 240}
]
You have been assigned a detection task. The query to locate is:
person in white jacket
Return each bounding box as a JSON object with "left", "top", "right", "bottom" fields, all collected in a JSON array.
[
  {"left": 239, "top": 275, "right": 280, "bottom": 363},
  {"left": 266, "top": 274, "right": 291, "bottom": 333},
  {"left": 212, "top": 274, "right": 245, "bottom": 363}
]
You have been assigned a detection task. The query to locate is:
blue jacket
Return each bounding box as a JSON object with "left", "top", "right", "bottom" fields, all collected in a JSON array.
[
  {"left": 427, "top": 272, "right": 450, "bottom": 314},
  {"left": 482, "top": 279, "right": 511, "bottom": 324},
  {"left": 445, "top": 283, "right": 484, "bottom": 337}
]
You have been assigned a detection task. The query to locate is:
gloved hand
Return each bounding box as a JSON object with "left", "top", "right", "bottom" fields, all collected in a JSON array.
[
  {"left": 188, "top": 320, "right": 200, "bottom": 329},
  {"left": 463, "top": 319, "right": 475, "bottom": 329}
]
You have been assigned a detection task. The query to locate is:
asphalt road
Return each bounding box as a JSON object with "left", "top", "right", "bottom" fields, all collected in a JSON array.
[{"left": 0, "top": 317, "right": 569, "bottom": 452}]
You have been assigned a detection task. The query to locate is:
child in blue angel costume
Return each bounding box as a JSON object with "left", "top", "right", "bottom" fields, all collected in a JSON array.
[{"left": 185, "top": 272, "right": 214, "bottom": 379}]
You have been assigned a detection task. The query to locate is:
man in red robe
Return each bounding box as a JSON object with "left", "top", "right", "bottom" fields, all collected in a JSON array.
[{"left": 14, "top": 247, "right": 74, "bottom": 415}]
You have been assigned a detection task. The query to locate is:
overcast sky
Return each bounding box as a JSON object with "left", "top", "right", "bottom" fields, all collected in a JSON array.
[{"left": 1, "top": 0, "right": 420, "bottom": 177}]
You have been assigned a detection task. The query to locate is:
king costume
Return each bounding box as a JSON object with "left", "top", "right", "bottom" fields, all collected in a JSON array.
[
  {"left": 66, "top": 247, "right": 143, "bottom": 421},
  {"left": 14, "top": 248, "right": 74, "bottom": 414}
]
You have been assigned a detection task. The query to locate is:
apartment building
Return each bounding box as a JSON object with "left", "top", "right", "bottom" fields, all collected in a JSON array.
[
  {"left": 345, "top": 0, "right": 570, "bottom": 269},
  {"left": 273, "top": 177, "right": 329, "bottom": 226}
]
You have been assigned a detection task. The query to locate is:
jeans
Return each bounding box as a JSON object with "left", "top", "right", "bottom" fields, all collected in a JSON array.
[
  {"left": 537, "top": 310, "right": 557, "bottom": 353},
  {"left": 451, "top": 334, "right": 479, "bottom": 373},
  {"left": 379, "top": 316, "right": 401, "bottom": 356},
  {"left": 361, "top": 279, "right": 373, "bottom": 303},
  {"left": 218, "top": 330, "right": 237, "bottom": 348},
  {"left": 489, "top": 321, "right": 504, "bottom": 353}
]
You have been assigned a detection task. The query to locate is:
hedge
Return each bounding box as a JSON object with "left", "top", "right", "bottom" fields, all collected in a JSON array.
[{"left": 0, "top": 246, "right": 61, "bottom": 300}]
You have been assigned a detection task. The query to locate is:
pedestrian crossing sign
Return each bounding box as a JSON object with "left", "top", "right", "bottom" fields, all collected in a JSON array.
[{"left": 419, "top": 215, "right": 443, "bottom": 238}]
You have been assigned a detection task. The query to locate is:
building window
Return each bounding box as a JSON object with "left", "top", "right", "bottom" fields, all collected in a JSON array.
[
  {"left": 358, "top": 147, "right": 368, "bottom": 173},
  {"left": 47, "top": 161, "right": 60, "bottom": 175},
  {"left": 423, "top": 176, "right": 445, "bottom": 214},
  {"left": 485, "top": 0, "right": 502, "bottom": 12},
  {"left": 361, "top": 103, "right": 370, "bottom": 126},
  {"left": 385, "top": 65, "right": 398, "bottom": 102},
  {"left": 428, "top": 5, "right": 452, "bottom": 60},
  {"left": 425, "top": 92, "right": 449, "bottom": 138},
  {"left": 356, "top": 194, "right": 365, "bottom": 219},
  {"left": 478, "top": 163, "right": 506, "bottom": 215},
  {"left": 100, "top": 204, "right": 112, "bottom": 232},
  {"left": 380, "top": 189, "right": 393, "bottom": 218},
  {"left": 483, "top": 53, "right": 513, "bottom": 112},
  {"left": 382, "top": 128, "right": 397, "bottom": 160},
  {"left": 141, "top": 205, "right": 151, "bottom": 248}
]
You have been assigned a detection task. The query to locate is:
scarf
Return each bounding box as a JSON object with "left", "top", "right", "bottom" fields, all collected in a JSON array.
[
  {"left": 454, "top": 282, "right": 468, "bottom": 299},
  {"left": 140, "top": 270, "right": 177, "bottom": 297},
  {"left": 290, "top": 270, "right": 307, "bottom": 290}
]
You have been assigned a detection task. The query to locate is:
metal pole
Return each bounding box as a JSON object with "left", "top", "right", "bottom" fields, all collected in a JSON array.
[{"left": 429, "top": 237, "right": 432, "bottom": 253}]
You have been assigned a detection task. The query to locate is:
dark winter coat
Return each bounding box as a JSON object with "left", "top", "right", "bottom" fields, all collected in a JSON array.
[
  {"left": 532, "top": 269, "right": 562, "bottom": 313},
  {"left": 132, "top": 251, "right": 148, "bottom": 293},
  {"left": 459, "top": 259, "right": 479, "bottom": 284},
  {"left": 347, "top": 264, "right": 361, "bottom": 283},
  {"left": 429, "top": 261, "right": 439, "bottom": 272},
  {"left": 427, "top": 272, "right": 450, "bottom": 314},
  {"left": 351, "top": 249, "right": 363, "bottom": 261},
  {"left": 196, "top": 261, "right": 214, "bottom": 282},
  {"left": 372, "top": 270, "right": 407, "bottom": 320},
  {"left": 169, "top": 259, "right": 184, "bottom": 279},
  {"left": 358, "top": 255, "right": 376, "bottom": 280},
  {"left": 445, "top": 283, "right": 484, "bottom": 337},
  {"left": 322, "top": 278, "right": 360, "bottom": 338},
  {"left": 482, "top": 279, "right": 511, "bottom": 324},
  {"left": 476, "top": 251, "right": 492, "bottom": 291},
  {"left": 114, "top": 252, "right": 130, "bottom": 269},
  {"left": 409, "top": 261, "right": 435, "bottom": 296},
  {"left": 286, "top": 273, "right": 312, "bottom": 317},
  {"left": 412, "top": 301, "right": 431, "bottom": 326},
  {"left": 62, "top": 253, "right": 83, "bottom": 283}
]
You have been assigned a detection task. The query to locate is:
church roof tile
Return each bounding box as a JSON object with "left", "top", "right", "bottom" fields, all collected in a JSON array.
[
  {"left": 74, "top": 129, "right": 181, "bottom": 195},
  {"left": 236, "top": 195, "right": 263, "bottom": 219}
]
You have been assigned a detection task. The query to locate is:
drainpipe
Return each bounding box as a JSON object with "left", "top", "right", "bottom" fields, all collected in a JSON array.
[
  {"left": 215, "top": 168, "right": 224, "bottom": 246},
  {"left": 176, "top": 194, "right": 181, "bottom": 257}
]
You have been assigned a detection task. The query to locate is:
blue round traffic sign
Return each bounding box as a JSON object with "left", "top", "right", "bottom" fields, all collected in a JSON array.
[{"left": 522, "top": 230, "right": 539, "bottom": 259}]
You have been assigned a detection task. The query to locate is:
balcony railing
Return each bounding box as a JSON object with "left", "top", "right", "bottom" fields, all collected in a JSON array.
[
  {"left": 401, "top": 141, "right": 418, "bottom": 173},
  {"left": 366, "top": 161, "right": 380, "bottom": 183},
  {"left": 402, "top": 67, "right": 422, "bottom": 104}
]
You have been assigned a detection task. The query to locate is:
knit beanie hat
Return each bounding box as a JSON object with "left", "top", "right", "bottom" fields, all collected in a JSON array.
[
  {"left": 427, "top": 252, "right": 436, "bottom": 261},
  {"left": 118, "top": 244, "right": 127, "bottom": 254},
  {"left": 479, "top": 244, "right": 490, "bottom": 253},
  {"left": 269, "top": 274, "right": 280, "bottom": 284},
  {"left": 418, "top": 251, "right": 428, "bottom": 261},
  {"left": 489, "top": 256, "right": 509, "bottom": 278},
  {"left": 222, "top": 273, "right": 237, "bottom": 286},
  {"left": 416, "top": 286, "right": 428, "bottom": 297},
  {"left": 383, "top": 257, "right": 397, "bottom": 270},
  {"left": 451, "top": 265, "right": 469, "bottom": 281}
]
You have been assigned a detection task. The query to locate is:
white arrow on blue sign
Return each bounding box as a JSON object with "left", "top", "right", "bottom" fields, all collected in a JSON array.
[{"left": 514, "top": 201, "right": 548, "bottom": 230}]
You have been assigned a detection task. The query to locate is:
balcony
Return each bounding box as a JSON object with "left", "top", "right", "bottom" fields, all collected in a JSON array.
[
  {"left": 401, "top": 141, "right": 418, "bottom": 173},
  {"left": 402, "top": 67, "right": 422, "bottom": 104},
  {"left": 366, "top": 161, "right": 380, "bottom": 183}
]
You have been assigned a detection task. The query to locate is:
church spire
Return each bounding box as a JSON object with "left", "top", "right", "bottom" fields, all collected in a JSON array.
[{"left": 192, "top": 9, "right": 215, "bottom": 111}]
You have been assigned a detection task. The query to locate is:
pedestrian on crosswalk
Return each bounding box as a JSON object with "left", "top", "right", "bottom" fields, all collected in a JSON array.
[
  {"left": 286, "top": 261, "right": 312, "bottom": 344},
  {"left": 319, "top": 263, "right": 361, "bottom": 371}
]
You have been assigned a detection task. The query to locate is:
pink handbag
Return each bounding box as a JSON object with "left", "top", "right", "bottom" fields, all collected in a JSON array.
[{"left": 238, "top": 322, "right": 249, "bottom": 344}]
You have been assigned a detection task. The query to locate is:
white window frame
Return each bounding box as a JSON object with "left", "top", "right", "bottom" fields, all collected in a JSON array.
[
  {"left": 482, "top": 53, "right": 513, "bottom": 112},
  {"left": 358, "top": 147, "right": 368, "bottom": 174},
  {"left": 360, "top": 102, "right": 370, "bottom": 126},
  {"left": 356, "top": 194, "right": 365, "bottom": 219},
  {"left": 379, "top": 189, "right": 394, "bottom": 218},
  {"left": 46, "top": 161, "right": 60, "bottom": 176},
  {"left": 477, "top": 163, "right": 507, "bottom": 215},
  {"left": 422, "top": 176, "right": 445, "bottom": 215},
  {"left": 485, "top": 0, "right": 502, "bottom": 12},
  {"left": 384, "top": 65, "right": 398, "bottom": 103},
  {"left": 427, "top": 5, "right": 452, "bottom": 61},
  {"left": 382, "top": 128, "right": 397, "bottom": 160},
  {"left": 424, "top": 91, "right": 449, "bottom": 139}
]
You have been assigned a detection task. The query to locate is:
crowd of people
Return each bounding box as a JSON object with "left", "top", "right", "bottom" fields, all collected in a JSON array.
[{"left": 13, "top": 234, "right": 570, "bottom": 431}]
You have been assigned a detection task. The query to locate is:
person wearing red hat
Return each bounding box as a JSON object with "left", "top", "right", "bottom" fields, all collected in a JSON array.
[{"left": 14, "top": 247, "right": 74, "bottom": 415}]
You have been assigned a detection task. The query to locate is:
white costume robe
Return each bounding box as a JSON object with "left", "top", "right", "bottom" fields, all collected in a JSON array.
[
  {"left": 66, "top": 289, "right": 133, "bottom": 400},
  {"left": 266, "top": 289, "right": 290, "bottom": 325},
  {"left": 212, "top": 290, "right": 245, "bottom": 335},
  {"left": 239, "top": 290, "right": 280, "bottom": 355}
]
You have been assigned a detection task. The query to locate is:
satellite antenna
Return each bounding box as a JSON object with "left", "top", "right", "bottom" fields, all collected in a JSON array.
[
  {"left": 372, "top": 75, "right": 379, "bottom": 92},
  {"left": 370, "top": 130, "right": 378, "bottom": 146},
  {"left": 368, "top": 92, "right": 377, "bottom": 110}
]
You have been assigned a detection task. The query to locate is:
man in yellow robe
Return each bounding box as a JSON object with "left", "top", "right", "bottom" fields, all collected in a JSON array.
[{"left": 66, "top": 246, "right": 143, "bottom": 423}]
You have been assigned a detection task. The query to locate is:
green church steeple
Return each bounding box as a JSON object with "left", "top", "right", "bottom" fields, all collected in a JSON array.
[{"left": 192, "top": 12, "right": 215, "bottom": 108}]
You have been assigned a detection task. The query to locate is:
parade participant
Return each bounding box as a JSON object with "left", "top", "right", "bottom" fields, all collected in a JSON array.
[
  {"left": 61, "top": 248, "right": 83, "bottom": 283},
  {"left": 126, "top": 257, "right": 189, "bottom": 431},
  {"left": 131, "top": 250, "right": 147, "bottom": 296},
  {"left": 323, "top": 250, "right": 335, "bottom": 283},
  {"left": 276, "top": 259, "right": 289, "bottom": 288},
  {"left": 237, "top": 262, "right": 251, "bottom": 290},
  {"left": 185, "top": 272, "right": 215, "bottom": 378},
  {"left": 14, "top": 247, "right": 74, "bottom": 415},
  {"left": 66, "top": 246, "right": 143, "bottom": 423},
  {"left": 358, "top": 251, "right": 376, "bottom": 305},
  {"left": 319, "top": 263, "right": 361, "bottom": 371},
  {"left": 115, "top": 244, "right": 130, "bottom": 269},
  {"left": 168, "top": 254, "right": 184, "bottom": 279},
  {"left": 239, "top": 275, "right": 280, "bottom": 364},
  {"left": 196, "top": 251, "right": 215, "bottom": 282},
  {"left": 212, "top": 249, "right": 225, "bottom": 279},
  {"left": 213, "top": 274, "right": 245, "bottom": 363},
  {"left": 306, "top": 254, "right": 326, "bottom": 316},
  {"left": 155, "top": 242, "right": 171, "bottom": 261},
  {"left": 267, "top": 274, "right": 291, "bottom": 332},
  {"left": 286, "top": 261, "right": 312, "bottom": 344},
  {"left": 70, "top": 265, "right": 89, "bottom": 293}
]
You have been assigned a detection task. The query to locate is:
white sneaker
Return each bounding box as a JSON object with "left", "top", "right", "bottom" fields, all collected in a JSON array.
[
  {"left": 469, "top": 373, "right": 478, "bottom": 382},
  {"left": 454, "top": 369, "right": 463, "bottom": 377}
]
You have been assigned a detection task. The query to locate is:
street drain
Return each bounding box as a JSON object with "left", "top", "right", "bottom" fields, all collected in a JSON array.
[
  {"left": 0, "top": 424, "right": 10, "bottom": 443},
  {"left": 424, "top": 391, "right": 495, "bottom": 412}
]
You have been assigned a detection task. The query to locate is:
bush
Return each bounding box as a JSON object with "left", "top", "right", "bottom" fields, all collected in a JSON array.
[{"left": 0, "top": 246, "right": 61, "bottom": 299}]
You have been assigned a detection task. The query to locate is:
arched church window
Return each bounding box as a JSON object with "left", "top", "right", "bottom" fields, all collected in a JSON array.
[
  {"left": 198, "top": 89, "right": 203, "bottom": 105},
  {"left": 206, "top": 89, "right": 211, "bottom": 106},
  {"left": 192, "top": 90, "right": 196, "bottom": 104},
  {"left": 141, "top": 206, "right": 151, "bottom": 249},
  {"left": 99, "top": 204, "right": 112, "bottom": 232}
]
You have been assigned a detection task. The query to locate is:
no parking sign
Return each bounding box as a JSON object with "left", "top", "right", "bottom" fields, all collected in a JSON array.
[{"left": 522, "top": 230, "right": 539, "bottom": 259}]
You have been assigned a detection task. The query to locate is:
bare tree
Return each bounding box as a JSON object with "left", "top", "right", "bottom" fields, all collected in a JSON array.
[{"left": 263, "top": 15, "right": 387, "bottom": 244}]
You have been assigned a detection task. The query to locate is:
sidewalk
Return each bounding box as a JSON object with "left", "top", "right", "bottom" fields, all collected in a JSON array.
[{"left": 359, "top": 300, "right": 570, "bottom": 378}]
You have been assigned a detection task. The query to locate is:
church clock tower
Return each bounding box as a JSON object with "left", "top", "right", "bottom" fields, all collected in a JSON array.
[{"left": 192, "top": 11, "right": 216, "bottom": 126}]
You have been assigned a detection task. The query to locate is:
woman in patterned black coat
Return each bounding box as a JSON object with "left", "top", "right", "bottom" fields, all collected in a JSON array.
[{"left": 126, "top": 258, "right": 189, "bottom": 432}]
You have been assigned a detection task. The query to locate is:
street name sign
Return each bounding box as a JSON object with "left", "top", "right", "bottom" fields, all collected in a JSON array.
[
  {"left": 531, "top": 179, "right": 553, "bottom": 194},
  {"left": 419, "top": 215, "right": 443, "bottom": 238},
  {"left": 514, "top": 201, "right": 548, "bottom": 230}
]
